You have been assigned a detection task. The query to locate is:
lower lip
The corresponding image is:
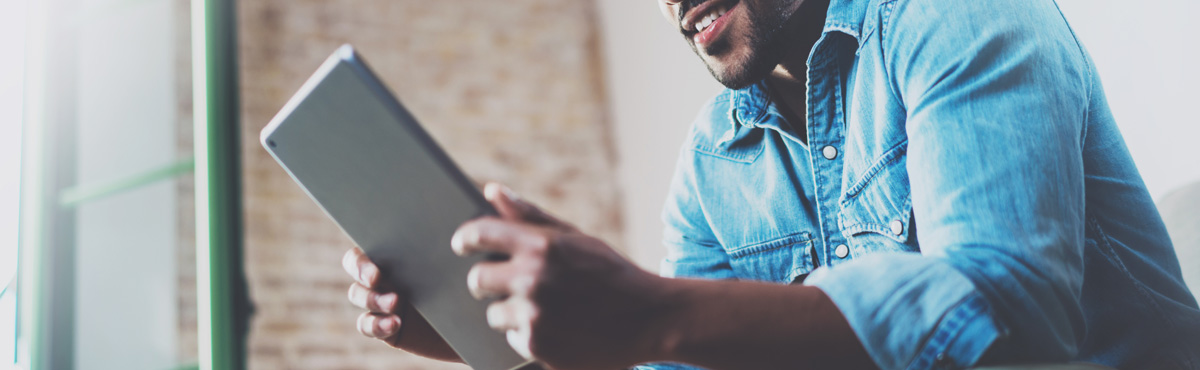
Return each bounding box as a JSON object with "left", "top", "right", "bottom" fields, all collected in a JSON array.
[{"left": 693, "top": 2, "right": 738, "bottom": 47}]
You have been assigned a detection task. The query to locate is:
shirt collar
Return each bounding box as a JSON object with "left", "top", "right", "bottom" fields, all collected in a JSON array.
[
  {"left": 721, "top": 0, "right": 869, "bottom": 142},
  {"left": 723, "top": 82, "right": 807, "bottom": 146},
  {"left": 822, "top": 0, "right": 872, "bottom": 41},
  {"left": 729, "top": 81, "right": 778, "bottom": 128}
]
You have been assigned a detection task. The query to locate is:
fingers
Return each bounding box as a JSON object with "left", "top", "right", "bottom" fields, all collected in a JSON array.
[
  {"left": 483, "top": 183, "right": 575, "bottom": 231},
  {"left": 507, "top": 329, "right": 534, "bottom": 360},
  {"left": 357, "top": 311, "right": 402, "bottom": 339},
  {"left": 491, "top": 300, "right": 537, "bottom": 361},
  {"left": 452, "top": 218, "right": 545, "bottom": 257},
  {"left": 348, "top": 282, "right": 401, "bottom": 313},
  {"left": 485, "top": 299, "right": 536, "bottom": 332},
  {"left": 342, "top": 248, "right": 381, "bottom": 287},
  {"left": 467, "top": 261, "right": 525, "bottom": 300}
]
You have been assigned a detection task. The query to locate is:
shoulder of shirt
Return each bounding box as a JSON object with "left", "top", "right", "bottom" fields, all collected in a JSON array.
[{"left": 684, "top": 88, "right": 740, "bottom": 149}]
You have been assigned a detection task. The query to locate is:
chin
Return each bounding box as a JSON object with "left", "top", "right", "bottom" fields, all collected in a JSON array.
[
  {"left": 711, "top": 69, "right": 761, "bottom": 89},
  {"left": 705, "top": 56, "right": 770, "bottom": 90}
]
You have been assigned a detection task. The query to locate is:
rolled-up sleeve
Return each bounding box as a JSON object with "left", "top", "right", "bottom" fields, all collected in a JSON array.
[
  {"left": 659, "top": 123, "right": 738, "bottom": 281},
  {"left": 806, "top": 0, "right": 1091, "bottom": 369}
]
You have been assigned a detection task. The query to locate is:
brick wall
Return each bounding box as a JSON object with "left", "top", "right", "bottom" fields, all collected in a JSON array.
[{"left": 235, "top": 0, "right": 621, "bottom": 368}]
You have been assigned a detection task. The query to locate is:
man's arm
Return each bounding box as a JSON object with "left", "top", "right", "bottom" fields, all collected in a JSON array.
[
  {"left": 649, "top": 278, "right": 877, "bottom": 370},
  {"left": 453, "top": 184, "right": 876, "bottom": 370},
  {"left": 802, "top": 0, "right": 1093, "bottom": 368}
]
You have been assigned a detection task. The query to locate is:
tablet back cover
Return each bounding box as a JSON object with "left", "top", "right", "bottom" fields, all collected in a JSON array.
[{"left": 260, "top": 45, "right": 531, "bottom": 370}]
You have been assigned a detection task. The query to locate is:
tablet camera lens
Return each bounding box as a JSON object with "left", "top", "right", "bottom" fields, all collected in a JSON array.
[{"left": 267, "top": 139, "right": 277, "bottom": 148}]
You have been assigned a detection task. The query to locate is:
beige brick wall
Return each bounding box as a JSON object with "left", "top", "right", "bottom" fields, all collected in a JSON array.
[{"left": 235, "top": 0, "right": 622, "bottom": 368}]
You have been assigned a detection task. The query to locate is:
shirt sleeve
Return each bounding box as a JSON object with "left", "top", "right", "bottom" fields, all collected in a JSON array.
[
  {"left": 659, "top": 125, "right": 737, "bottom": 281},
  {"left": 806, "top": 0, "right": 1092, "bottom": 368}
]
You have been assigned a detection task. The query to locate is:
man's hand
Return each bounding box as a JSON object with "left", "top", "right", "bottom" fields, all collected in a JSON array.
[
  {"left": 344, "top": 182, "right": 876, "bottom": 369},
  {"left": 452, "top": 183, "right": 673, "bottom": 370},
  {"left": 342, "top": 248, "right": 461, "bottom": 362}
]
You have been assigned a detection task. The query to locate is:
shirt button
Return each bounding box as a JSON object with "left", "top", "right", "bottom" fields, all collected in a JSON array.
[
  {"left": 821, "top": 145, "right": 838, "bottom": 160},
  {"left": 890, "top": 220, "right": 904, "bottom": 236},
  {"left": 934, "top": 352, "right": 951, "bottom": 367},
  {"left": 834, "top": 244, "right": 850, "bottom": 258}
]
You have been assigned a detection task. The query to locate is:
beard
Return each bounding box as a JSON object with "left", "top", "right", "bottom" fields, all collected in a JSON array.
[{"left": 689, "top": 0, "right": 802, "bottom": 89}]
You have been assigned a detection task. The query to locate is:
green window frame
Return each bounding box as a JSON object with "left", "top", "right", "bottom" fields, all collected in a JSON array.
[{"left": 16, "top": 0, "right": 250, "bottom": 369}]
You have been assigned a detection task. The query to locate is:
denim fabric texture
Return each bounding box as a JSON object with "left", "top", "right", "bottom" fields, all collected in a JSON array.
[{"left": 635, "top": 0, "right": 1200, "bottom": 369}]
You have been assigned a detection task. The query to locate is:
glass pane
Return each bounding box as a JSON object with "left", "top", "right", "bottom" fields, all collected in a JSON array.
[
  {"left": 23, "top": 0, "right": 198, "bottom": 368},
  {"left": 0, "top": 0, "right": 29, "bottom": 367}
]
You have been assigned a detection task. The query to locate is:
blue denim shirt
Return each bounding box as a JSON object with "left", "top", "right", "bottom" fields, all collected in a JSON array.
[{"left": 637, "top": 0, "right": 1200, "bottom": 369}]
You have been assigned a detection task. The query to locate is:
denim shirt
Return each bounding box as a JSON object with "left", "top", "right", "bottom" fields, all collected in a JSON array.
[{"left": 636, "top": 0, "right": 1200, "bottom": 369}]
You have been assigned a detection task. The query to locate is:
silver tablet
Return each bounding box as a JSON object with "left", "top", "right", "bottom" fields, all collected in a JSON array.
[{"left": 260, "top": 45, "right": 534, "bottom": 370}]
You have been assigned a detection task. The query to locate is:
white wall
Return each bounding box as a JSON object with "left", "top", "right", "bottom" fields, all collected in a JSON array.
[
  {"left": 599, "top": 0, "right": 1200, "bottom": 269},
  {"left": 596, "top": 0, "right": 723, "bottom": 269},
  {"left": 1055, "top": 0, "right": 1200, "bottom": 200},
  {"left": 73, "top": 0, "right": 180, "bottom": 368}
]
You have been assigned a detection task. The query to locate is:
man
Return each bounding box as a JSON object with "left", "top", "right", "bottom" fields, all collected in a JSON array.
[{"left": 342, "top": 0, "right": 1200, "bottom": 368}]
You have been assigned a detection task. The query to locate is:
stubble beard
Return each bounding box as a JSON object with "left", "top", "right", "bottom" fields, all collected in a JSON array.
[{"left": 694, "top": 0, "right": 799, "bottom": 89}]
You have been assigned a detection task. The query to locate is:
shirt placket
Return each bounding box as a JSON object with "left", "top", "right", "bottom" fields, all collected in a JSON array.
[{"left": 805, "top": 36, "right": 850, "bottom": 268}]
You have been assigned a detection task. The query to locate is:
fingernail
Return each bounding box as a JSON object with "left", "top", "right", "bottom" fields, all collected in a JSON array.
[
  {"left": 379, "top": 293, "right": 397, "bottom": 311},
  {"left": 360, "top": 264, "right": 375, "bottom": 285},
  {"left": 379, "top": 316, "right": 396, "bottom": 334},
  {"left": 342, "top": 250, "right": 358, "bottom": 275},
  {"left": 450, "top": 232, "right": 464, "bottom": 255},
  {"left": 484, "top": 183, "right": 502, "bottom": 201}
]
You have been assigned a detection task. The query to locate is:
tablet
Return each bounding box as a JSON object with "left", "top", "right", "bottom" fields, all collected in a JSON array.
[{"left": 260, "top": 45, "right": 535, "bottom": 370}]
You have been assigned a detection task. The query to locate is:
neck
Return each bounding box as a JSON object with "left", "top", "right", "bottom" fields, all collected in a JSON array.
[{"left": 765, "top": 0, "right": 830, "bottom": 128}]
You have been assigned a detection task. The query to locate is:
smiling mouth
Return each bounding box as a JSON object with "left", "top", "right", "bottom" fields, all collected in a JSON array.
[{"left": 681, "top": 0, "right": 740, "bottom": 47}]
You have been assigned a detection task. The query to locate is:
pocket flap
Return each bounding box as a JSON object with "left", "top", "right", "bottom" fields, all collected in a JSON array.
[{"left": 838, "top": 147, "right": 912, "bottom": 244}]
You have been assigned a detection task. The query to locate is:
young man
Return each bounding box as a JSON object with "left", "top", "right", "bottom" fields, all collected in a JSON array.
[{"left": 342, "top": 0, "right": 1200, "bottom": 368}]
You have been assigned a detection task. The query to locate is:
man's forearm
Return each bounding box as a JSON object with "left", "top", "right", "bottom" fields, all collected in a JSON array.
[{"left": 643, "top": 277, "right": 878, "bottom": 370}]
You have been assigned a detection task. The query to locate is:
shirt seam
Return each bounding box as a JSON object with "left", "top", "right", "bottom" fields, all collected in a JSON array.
[
  {"left": 727, "top": 231, "right": 814, "bottom": 259},
  {"left": 1049, "top": 0, "right": 1093, "bottom": 145},
  {"left": 1086, "top": 217, "right": 1177, "bottom": 328},
  {"left": 877, "top": 0, "right": 907, "bottom": 116},
  {"left": 905, "top": 293, "right": 993, "bottom": 370},
  {"left": 840, "top": 138, "right": 908, "bottom": 202}
]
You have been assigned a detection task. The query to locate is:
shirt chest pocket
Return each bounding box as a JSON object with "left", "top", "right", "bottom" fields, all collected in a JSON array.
[
  {"left": 838, "top": 145, "right": 918, "bottom": 254},
  {"left": 726, "top": 232, "right": 814, "bottom": 284}
]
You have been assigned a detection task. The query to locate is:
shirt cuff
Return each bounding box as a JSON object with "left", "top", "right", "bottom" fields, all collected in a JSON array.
[{"left": 805, "top": 252, "right": 1004, "bottom": 369}]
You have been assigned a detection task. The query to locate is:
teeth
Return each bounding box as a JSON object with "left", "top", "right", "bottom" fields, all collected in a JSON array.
[{"left": 689, "top": 5, "right": 730, "bottom": 33}]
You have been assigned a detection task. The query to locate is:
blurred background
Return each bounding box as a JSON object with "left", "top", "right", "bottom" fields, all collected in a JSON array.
[{"left": 2, "top": 0, "right": 1197, "bottom": 369}]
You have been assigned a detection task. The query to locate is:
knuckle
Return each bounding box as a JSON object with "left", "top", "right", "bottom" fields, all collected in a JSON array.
[
  {"left": 364, "top": 291, "right": 382, "bottom": 312},
  {"left": 526, "top": 234, "right": 551, "bottom": 256},
  {"left": 509, "top": 275, "right": 537, "bottom": 297}
]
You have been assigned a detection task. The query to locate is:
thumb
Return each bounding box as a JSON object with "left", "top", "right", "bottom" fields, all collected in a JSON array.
[{"left": 483, "top": 183, "right": 574, "bottom": 230}]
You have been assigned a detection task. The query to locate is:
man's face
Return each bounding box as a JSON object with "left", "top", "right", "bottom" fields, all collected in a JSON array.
[{"left": 659, "top": 0, "right": 805, "bottom": 89}]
